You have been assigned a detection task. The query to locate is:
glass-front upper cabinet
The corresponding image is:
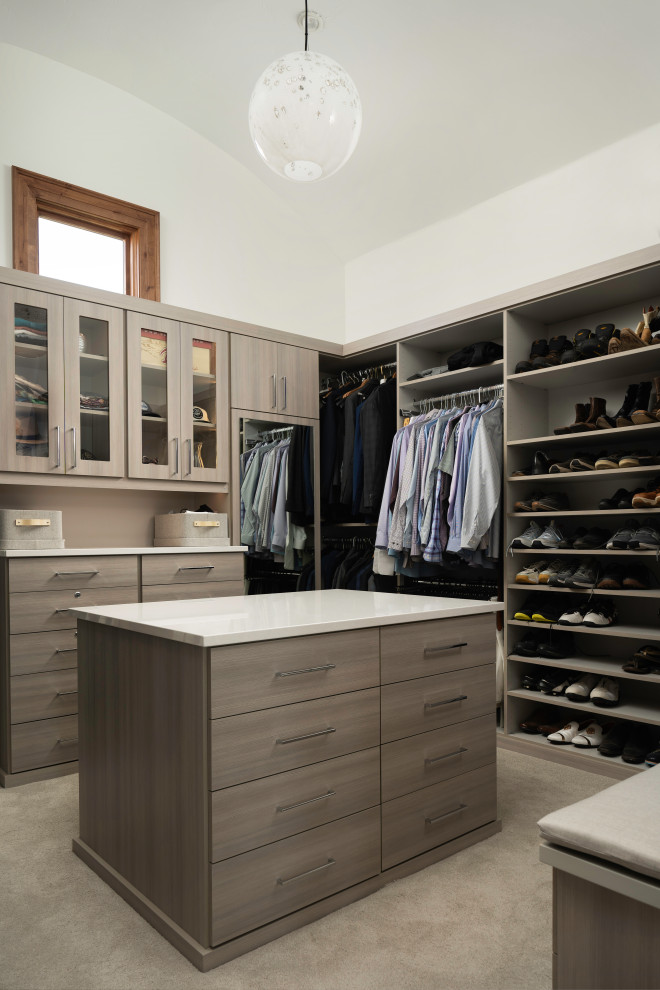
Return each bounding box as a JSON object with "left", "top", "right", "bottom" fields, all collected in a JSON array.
[
  {"left": 179, "top": 323, "right": 229, "bottom": 484},
  {"left": 63, "top": 299, "right": 125, "bottom": 477},
  {"left": 0, "top": 285, "right": 65, "bottom": 474}
]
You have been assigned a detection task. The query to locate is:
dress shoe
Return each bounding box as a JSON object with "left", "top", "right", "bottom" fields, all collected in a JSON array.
[
  {"left": 532, "top": 450, "right": 556, "bottom": 474},
  {"left": 530, "top": 492, "right": 570, "bottom": 512},
  {"left": 513, "top": 492, "right": 546, "bottom": 512}
]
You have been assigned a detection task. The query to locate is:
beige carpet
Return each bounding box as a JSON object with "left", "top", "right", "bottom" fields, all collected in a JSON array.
[{"left": 0, "top": 748, "right": 611, "bottom": 990}]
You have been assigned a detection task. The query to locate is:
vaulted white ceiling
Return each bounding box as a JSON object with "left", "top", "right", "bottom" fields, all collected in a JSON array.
[{"left": 3, "top": 0, "right": 660, "bottom": 261}]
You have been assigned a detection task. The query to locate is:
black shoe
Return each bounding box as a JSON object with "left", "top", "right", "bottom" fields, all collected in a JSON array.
[
  {"left": 598, "top": 488, "right": 631, "bottom": 510},
  {"left": 533, "top": 335, "right": 571, "bottom": 368},
  {"left": 569, "top": 560, "right": 600, "bottom": 587},
  {"left": 627, "top": 520, "right": 660, "bottom": 551},
  {"left": 513, "top": 633, "right": 543, "bottom": 657},
  {"left": 617, "top": 487, "right": 645, "bottom": 509},
  {"left": 530, "top": 492, "right": 570, "bottom": 512},
  {"left": 556, "top": 527, "right": 587, "bottom": 550},
  {"left": 622, "top": 726, "right": 655, "bottom": 764},
  {"left": 572, "top": 527, "right": 611, "bottom": 550},
  {"left": 537, "top": 631, "right": 576, "bottom": 660},
  {"left": 598, "top": 722, "right": 629, "bottom": 757},
  {"left": 569, "top": 452, "right": 598, "bottom": 471},
  {"left": 622, "top": 565, "right": 655, "bottom": 589},
  {"left": 614, "top": 383, "right": 640, "bottom": 428},
  {"left": 605, "top": 519, "right": 638, "bottom": 549},
  {"left": 532, "top": 450, "right": 557, "bottom": 475},
  {"left": 596, "top": 564, "right": 625, "bottom": 589},
  {"left": 515, "top": 338, "right": 548, "bottom": 374},
  {"left": 521, "top": 667, "right": 545, "bottom": 690}
]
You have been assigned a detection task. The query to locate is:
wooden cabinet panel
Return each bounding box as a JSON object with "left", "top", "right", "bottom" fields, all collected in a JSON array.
[
  {"left": 381, "top": 664, "right": 495, "bottom": 743},
  {"left": 380, "top": 613, "right": 494, "bottom": 684},
  {"left": 9, "top": 555, "right": 138, "bottom": 593},
  {"left": 210, "top": 688, "right": 380, "bottom": 790},
  {"left": 276, "top": 344, "right": 319, "bottom": 418},
  {"left": 179, "top": 323, "right": 230, "bottom": 485},
  {"left": 230, "top": 334, "right": 279, "bottom": 414},
  {"left": 210, "top": 747, "right": 380, "bottom": 862},
  {"left": 381, "top": 714, "right": 496, "bottom": 802},
  {"left": 141, "top": 580, "right": 245, "bottom": 603},
  {"left": 10, "top": 668, "right": 78, "bottom": 724},
  {"left": 209, "top": 628, "right": 379, "bottom": 717},
  {"left": 9, "top": 585, "right": 138, "bottom": 634},
  {"left": 11, "top": 714, "right": 78, "bottom": 772},
  {"left": 381, "top": 764, "right": 497, "bottom": 870},
  {"left": 141, "top": 552, "right": 243, "bottom": 585},
  {"left": 211, "top": 807, "right": 381, "bottom": 945},
  {"left": 9, "top": 628, "right": 78, "bottom": 676}
]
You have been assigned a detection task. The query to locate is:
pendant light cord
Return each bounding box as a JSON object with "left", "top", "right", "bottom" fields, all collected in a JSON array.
[{"left": 305, "top": 0, "right": 308, "bottom": 51}]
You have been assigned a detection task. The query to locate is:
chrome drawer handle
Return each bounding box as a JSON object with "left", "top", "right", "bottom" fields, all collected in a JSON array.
[
  {"left": 276, "top": 664, "right": 336, "bottom": 678},
  {"left": 277, "top": 858, "right": 335, "bottom": 886},
  {"left": 57, "top": 689, "right": 78, "bottom": 697},
  {"left": 54, "top": 648, "right": 78, "bottom": 655},
  {"left": 276, "top": 727, "right": 336, "bottom": 745},
  {"left": 424, "top": 747, "right": 468, "bottom": 766},
  {"left": 277, "top": 790, "right": 336, "bottom": 813},
  {"left": 54, "top": 608, "right": 72, "bottom": 613},
  {"left": 54, "top": 425, "right": 61, "bottom": 469},
  {"left": 57, "top": 736, "right": 78, "bottom": 746},
  {"left": 425, "top": 804, "right": 467, "bottom": 826},
  {"left": 177, "top": 565, "right": 215, "bottom": 571},
  {"left": 424, "top": 695, "right": 468, "bottom": 710},
  {"left": 272, "top": 373, "right": 277, "bottom": 409},
  {"left": 424, "top": 642, "right": 468, "bottom": 655},
  {"left": 54, "top": 570, "right": 100, "bottom": 577}
]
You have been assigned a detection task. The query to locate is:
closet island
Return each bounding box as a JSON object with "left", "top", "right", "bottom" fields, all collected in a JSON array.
[{"left": 71, "top": 588, "right": 502, "bottom": 971}]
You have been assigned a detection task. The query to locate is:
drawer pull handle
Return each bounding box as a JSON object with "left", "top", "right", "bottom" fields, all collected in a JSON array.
[
  {"left": 424, "top": 642, "right": 468, "bottom": 655},
  {"left": 57, "top": 736, "right": 78, "bottom": 746},
  {"left": 277, "top": 858, "right": 336, "bottom": 886},
  {"left": 276, "top": 727, "right": 336, "bottom": 745},
  {"left": 54, "top": 570, "right": 100, "bottom": 577},
  {"left": 15, "top": 518, "right": 51, "bottom": 527},
  {"left": 425, "top": 804, "right": 467, "bottom": 826},
  {"left": 277, "top": 790, "right": 336, "bottom": 814},
  {"left": 57, "top": 689, "right": 78, "bottom": 697},
  {"left": 54, "top": 647, "right": 78, "bottom": 655},
  {"left": 424, "top": 695, "right": 468, "bottom": 710},
  {"left": 424, "top": 747, "right": 468, "bottom": 766},
  {"left": 177, "top": 565, "right": 215, "bottom": 571},
  {"left": 276, "top": 664, "right": 336, "bottom": 678},
  {"left": 54, "top": 608, "right": 72, "bottom": 613}
]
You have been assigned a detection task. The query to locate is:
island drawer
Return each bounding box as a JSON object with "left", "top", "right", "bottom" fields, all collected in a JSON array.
[
  {"left": 381, "top": 714, "right": 496, "bottom": 802},
  {"left": 10, "top": 668, "right": 78, "bottom": 724},
  {"left": 9, "top": 586, "right": 138, "bottom": 634},
  {"left": 142, "top": 580, "right": 244, "bottom": 602},
  {"left": 380, "top": 614, "right": 493, "bottom": 684},
  {"left": 8, "top": 555, "right": 138, "bottom": 593},
  {"left": 381, "top": 664, "right": 494, "bottom": 743},
  {"left": 210, "top": 747, "right": 381, "bottom": 861},
  {"left": 10, "top": 629, "right": 78, "bottom": 676},
  {"left": 209, "top": 629, "right": 380, "bottom": 717},
  {"left": 141, "top": 553, "right": 244, "bottom": 586},
  {"left": 210, "top": 688, "right": 380, "bottom": 790},
  {"left": 381, "top": 764, "right": 496, "bottom": 870},
  {"left": 11, "top": 714, "right": 78, "bottom": 773},
  {"left": 211, "top": 807, "right": 381, "bottom": 945}
]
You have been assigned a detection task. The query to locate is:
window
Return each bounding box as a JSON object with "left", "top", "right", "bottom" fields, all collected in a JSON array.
[
  {"left": 12, "top": 167, "right": 160, "bottom": 301},
  {"left": 38, "top": 217, "right": 126, "bottom": 294}
]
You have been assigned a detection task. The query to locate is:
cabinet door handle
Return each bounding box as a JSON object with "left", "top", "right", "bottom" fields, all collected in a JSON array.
[
  {"left": 54, "top": 648, "right": 78, "bottom": 655},
  {"left": 57, "top": 736, "right": 78, "bottom": 746},
  {"left": 277, "top": 790, "right": 336, "bottom": 813},
  {"left": 54, "top": 425, "right": 62, "bottom": 469},
  {"left": 424, "top": 747, "right": 468, "bottom": 766},
  {"left": 275, "top": 664, "right": 336, "bottom": 678},
  {"left": 277, "top": 858, "right": 335, "bottom": 886},
  {"left": 71, "top": 426, "right": 78, "bottom": 469},
  {"left": 272, "top": 374, "right": 277, "bottom": 409},
  {"left": 281, "top": 375, "right": 287, "bottom": 410},
  {"left": 54, "top": 608, "right": 72, "bottom": 613},
  {"left": 276, "top": 727, "right": 336, "bottom": 745},
  {"left": 424, "top": 695, "right": 467, "bottom": 710},
  {"left": 186, "top": 438, "right": 192, "bottom": 476},
  {"left": 173, "top": 437, "right": 179, "bottom": 475},
  {"left": 177, "top": 565, "right": 214, "bottom": 571},
  {"left": 425, "top": 804, "right": 467, "bottom": 826},
  {"left": 56, "top": 689, "right": 78, "bottom": 697},
  {"left": 424, "top": 642, "right": 467, "bottom": 655},
  {"left": 54, "top": 570, "right": 99, "bottom": 577}
]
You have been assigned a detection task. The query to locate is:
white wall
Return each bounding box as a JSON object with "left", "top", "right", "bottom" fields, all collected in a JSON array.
[
  {"left": 0, "top": 44, "right": 345, "bottom": 344},
  {"left": 345, "top": 124, "right": 660, "bottom": 341}
]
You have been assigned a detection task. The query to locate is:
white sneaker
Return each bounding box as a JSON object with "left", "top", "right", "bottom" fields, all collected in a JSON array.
[
  {"left": 590, "top": 677, "right": 619, "bottom": 707},
  {"left": 515, "top": 559, "right": 547, "bottom": 584},
  {"left": 564, "top": 673, "right": 599, "bottom": 701},
  {"left": 511, "top": 522, "right": 543, "bottom": 548},
  {"left": 572, "top": 721, "right": 604, "bottom": 748},
  {"left": 538, "top": 558, "right": 564, "bottom": 584},
  {"left": 530, "top": 519, "right": 566, "bottom": 549},
  {"left": 547, "top": 720, "right": 580, "bottom": 744}
]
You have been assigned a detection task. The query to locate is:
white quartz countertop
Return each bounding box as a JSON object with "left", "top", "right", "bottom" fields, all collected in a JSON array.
[
  {"left": 71, "top": 589, "right": 502, "bottom": 648},
  {"left": 0, "top": 546, "right": 246, "bottom": 557}
]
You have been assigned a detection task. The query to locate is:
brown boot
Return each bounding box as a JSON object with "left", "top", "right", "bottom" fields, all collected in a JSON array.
[
  {"left": 555, "top": 402, "right": 588, "bottom": 435},
  {"left": 631, "top": 377, "right": 660, "bottom": 423},
  {"left": 619, "top": 327, "right": 649, "bottom": 350},
  {"left": 577, "top": 396, "right": 607, "bottom": 432}
]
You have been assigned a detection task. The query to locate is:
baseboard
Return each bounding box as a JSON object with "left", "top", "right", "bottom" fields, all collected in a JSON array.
[{"left": 0, "top": 761, "right": 78, "bottom": 788}]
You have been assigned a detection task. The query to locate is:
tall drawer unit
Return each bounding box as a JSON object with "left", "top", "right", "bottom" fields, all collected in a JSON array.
[
  {"left": 140, "top": 551, "right": 245, "bottom": 602},
  {"left": 0, "top": 553, "right": 139, "bottom": 787}
]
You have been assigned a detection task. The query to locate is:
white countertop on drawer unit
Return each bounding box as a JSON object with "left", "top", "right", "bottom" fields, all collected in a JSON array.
[
  {"left": 0, "top": 546, "right": 247, "bottom": 557},
  {"left": 71, "top": 589, "right": 503, "bottom": 648}
]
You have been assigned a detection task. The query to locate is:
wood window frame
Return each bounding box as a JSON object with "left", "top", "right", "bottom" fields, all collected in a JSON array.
[{"left": 12, "top": 166, "right": 160, "bottom": 301}]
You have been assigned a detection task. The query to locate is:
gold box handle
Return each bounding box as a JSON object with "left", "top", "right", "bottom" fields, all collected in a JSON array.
[
  {"left": 15, "top": 518, "right": 51, "bottom": 527},
  {"left": 193, "top": 520, "right": 220, "bottom": 528}
]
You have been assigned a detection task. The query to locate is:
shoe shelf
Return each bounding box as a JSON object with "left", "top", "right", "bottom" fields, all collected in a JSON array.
[
  {"left": 507, "top": 347, "right": 658, "bottom": 389},
  {"left": 510, "top": 548, "right": 658, "bottom": 556},
  {"left": 501, "top": 731, "right": 646, "bottom": 777},
  {"left": 509, "top": 465, "right": 660, "bottom": 483},
  {"left": 398, "top": 360, "right": 503, "bottom": 399},
  {"left": 508, "top": 619, "right": 660, "bottom": 641},
  {"left": 507, "top": 688, "right": 660, "bottom": 728},
  {"left": 508, "top": 653, "right": 660, "bottom": 684},
  {"left": 509, "top": 509, "right": 660, "bottom": 518},
  {"left": 508, "top": 421, "right": 660, "bottom": 448},
  {"left": 507, "top": 585, "right": 660, "bottom": 599}
]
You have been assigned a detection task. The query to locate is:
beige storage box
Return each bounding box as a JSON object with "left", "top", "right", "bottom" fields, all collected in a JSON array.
[
  {"left": 0, "top": 509, "right": 65, "bottom": 550},
  {"left": 154, "top": 512, "right": 229, "bottom": 548}
]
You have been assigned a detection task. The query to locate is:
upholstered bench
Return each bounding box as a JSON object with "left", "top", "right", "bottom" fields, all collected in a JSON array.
[{"left": 538, "top": 766, "right": 660, "bottom": 990}]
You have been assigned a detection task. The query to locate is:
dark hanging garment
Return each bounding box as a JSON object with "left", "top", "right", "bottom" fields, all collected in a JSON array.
[
  {"left": 360, "top": 377, "right": 397, "bottom": 514},
  {"left": 286, "top": 425, "right": 314, "bottom": 526}
]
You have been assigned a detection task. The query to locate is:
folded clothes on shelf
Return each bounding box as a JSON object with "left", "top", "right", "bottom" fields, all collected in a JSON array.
[{"left": 446, "top": 340, "right": 503, "bottom": 371}]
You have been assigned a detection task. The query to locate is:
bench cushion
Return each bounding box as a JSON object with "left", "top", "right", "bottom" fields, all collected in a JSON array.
[{"left": 538, "top": 765, "right": 660, "bottom": 882}]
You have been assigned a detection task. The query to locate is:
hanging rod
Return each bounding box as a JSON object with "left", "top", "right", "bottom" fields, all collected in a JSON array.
[
  {"left": 321, "top": 361, "right": 396, "bottom": 390},
  {"left": 404, "top": 382, "right": 503, "bottom": 415}
]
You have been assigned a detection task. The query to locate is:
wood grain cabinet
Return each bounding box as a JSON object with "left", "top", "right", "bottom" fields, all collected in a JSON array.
[
  {"left": 0, "top": 284, "right": 125, "bottom": 477},
  {"left": 74, "top": 609, "right": 499, "bottom": 971},
  {"left": 140, "top": 552, "right": 245, "bottom": 602},
  {"left": 231, "top": 333, "right": 319, "bottom": 419}
]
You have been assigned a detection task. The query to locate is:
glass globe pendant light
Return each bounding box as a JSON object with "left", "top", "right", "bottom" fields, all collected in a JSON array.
[{"left": 249, "top": 3, "right": 362, "bottom": 182}]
